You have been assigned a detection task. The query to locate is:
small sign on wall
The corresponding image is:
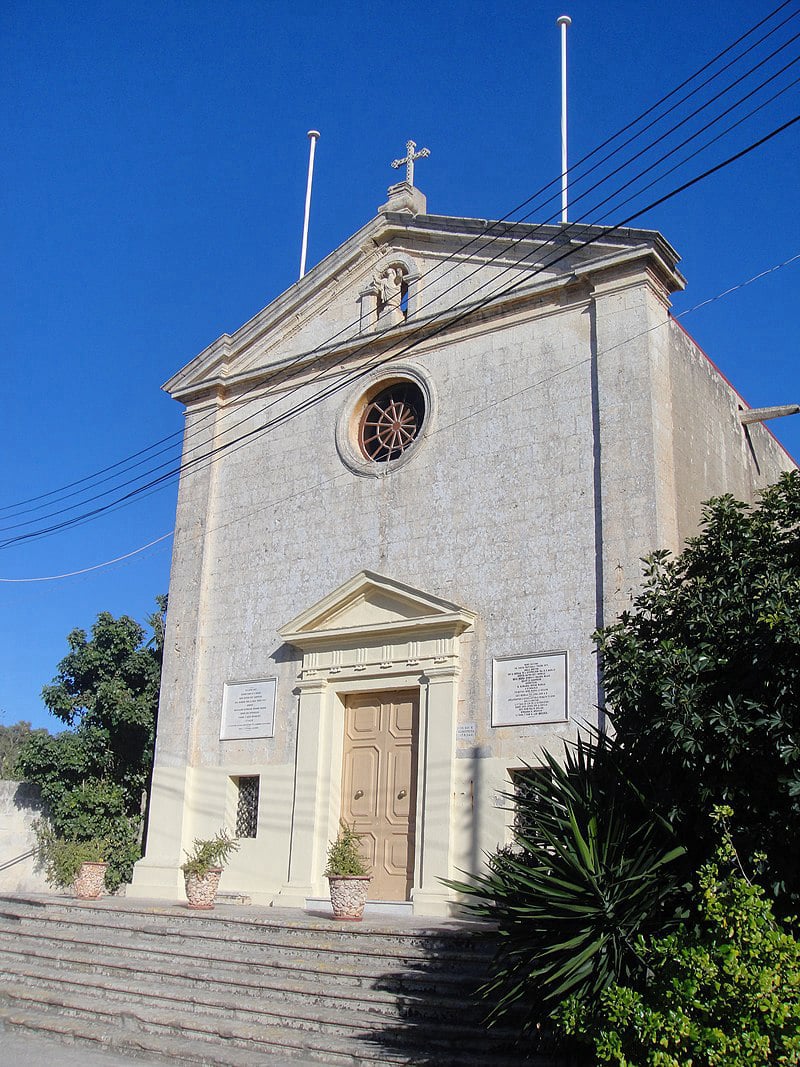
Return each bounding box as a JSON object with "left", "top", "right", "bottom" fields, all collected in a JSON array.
[
  {"left": 491, "top": 651, "right": 568, "bottom": 727},
  {"left": 220, "top": 678, "right": 277, "bottom": 740}
]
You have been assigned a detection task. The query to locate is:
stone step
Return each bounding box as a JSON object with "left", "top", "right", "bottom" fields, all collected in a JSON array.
[
  {"left": 0, "top": 894, "right": 493, "bottom": 960},
  {"left": 0, "top": 905, "right": 495, "bottom": 983},
  {"left": 1, "top": 961, "right": 511, "bottom": 1048},
  {"left": 0, "top": 1005, "right": 262, "bottom": 1067},
  {"left": 0, "top": 922, "right": 487, "bottom": 997},
  {"left": 0, "top": 946, "right": 478, "bottom": 1028},
  {"left": 0, "top": 893, "right": 543, "bottom": 1066},
  {"left": 0, "top": 981, "right": 527, "bottom": 1066}
]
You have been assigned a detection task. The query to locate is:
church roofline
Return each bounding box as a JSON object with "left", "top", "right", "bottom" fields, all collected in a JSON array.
[
  {"left": 278, "top": 569, "right": 476, "bottom": 648},
  {"left": 163, "top": 206, "right": 686, "bottom": 403}
]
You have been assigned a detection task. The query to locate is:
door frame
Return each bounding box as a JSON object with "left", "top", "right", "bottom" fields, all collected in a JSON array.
[
  {"left": 339, "top": 686, "right": 421, "bottom": 903},
  {"left": 276, "top": 572, "right": 474, "bottom": 917}
]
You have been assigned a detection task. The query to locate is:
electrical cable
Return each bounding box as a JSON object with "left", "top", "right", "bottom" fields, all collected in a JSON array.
[
  {"left": 6, "top": 244, "right": 798, "bottom": 582},
  {"left": 5, "top": 42, "right": 798, "bottom": 538},
  {"left": 0, "top": 534, "right": 174, "bottom": 583},
  {"left": 2, "top": 111, "right": 796, "bottom": 551},
  {"left": 593, "top": 73, "right": 800, "bottom": 225},
  {"left": 3, "top": 1, "right": 796, "bottom": 519}
]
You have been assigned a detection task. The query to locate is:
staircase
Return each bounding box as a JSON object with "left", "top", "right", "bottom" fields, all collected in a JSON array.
[{"left": 0, "top": 893, "right": 544, "bottom": 1066}]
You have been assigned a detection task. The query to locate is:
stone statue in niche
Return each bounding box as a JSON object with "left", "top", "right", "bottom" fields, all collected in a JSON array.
[{"left": 376, "top": 265, "right": 407, "bottom": 326}]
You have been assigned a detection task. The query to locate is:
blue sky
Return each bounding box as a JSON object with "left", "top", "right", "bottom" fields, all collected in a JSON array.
[{"left": 2, "top": 1, "right": 799, "bottom": 732}]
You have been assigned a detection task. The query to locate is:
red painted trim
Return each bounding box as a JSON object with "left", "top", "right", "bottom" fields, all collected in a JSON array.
[{"left": 670, "top": 316, "right": 798, "bottom": 467}]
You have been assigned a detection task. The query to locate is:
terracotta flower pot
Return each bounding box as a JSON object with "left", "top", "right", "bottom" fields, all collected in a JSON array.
[
  {"left": 328, "top": 875, "right": 371, "bottom": 920},
  {"left": 73, "top": 861, "right": 107, "bottom": 900},
  {"left": 184, "top": 867, "right": 223, "bottom": 910}
]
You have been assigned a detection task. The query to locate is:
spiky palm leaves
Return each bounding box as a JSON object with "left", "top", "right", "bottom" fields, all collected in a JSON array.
[{"left": 449, "top": 735, "right": 687, "bottom": 1033}]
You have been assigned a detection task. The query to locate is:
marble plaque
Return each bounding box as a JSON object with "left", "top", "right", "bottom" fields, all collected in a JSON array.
[
  {"left": 220, "top": 678, "right": 277, "bottom": 740},
  {"left": 491, "top": 651, "right": 568, "bottom": 727}
]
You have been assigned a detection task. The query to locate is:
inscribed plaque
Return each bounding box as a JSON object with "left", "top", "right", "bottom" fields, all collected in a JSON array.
[
  {"left": 491, "top": 651, "right": 568, "bottom": 727},
  {"left": 220, "top": 678, "right": 277, "bottom": 740}
]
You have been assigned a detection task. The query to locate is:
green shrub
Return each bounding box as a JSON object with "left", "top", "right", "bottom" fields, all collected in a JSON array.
[
  {"left": 325, "top": 822, "right": 370, "bottom": 877},
  {"left": 17, "top": 598, "right": 166, "bottom": 892},
  {"left": 181, "top": 829, "right": 239, "bottom": 877},
  {"left": 560, "top": 809, "right": 800, "bottom": 1064},
  {"left": 597, "top": 472, "right": 800, "bottom": 911},
  {"left": 448, "top": 735, "right": 687, "bottom": 1034},
  {"left": 34, "top": 820, "right": 108, "bottom": 889}
]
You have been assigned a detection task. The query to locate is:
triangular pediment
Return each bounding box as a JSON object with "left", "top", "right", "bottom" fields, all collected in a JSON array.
[
  {"left": 279, "top": 571, "right": 475, "bottom": 647},
  {"left": 164, "top": 205, "right": 684, "bottom": 404}
]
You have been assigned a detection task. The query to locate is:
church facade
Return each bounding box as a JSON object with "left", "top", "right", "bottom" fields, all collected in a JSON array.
[{"left": 130, "top": 180, "right": 794, "bottom": 915}]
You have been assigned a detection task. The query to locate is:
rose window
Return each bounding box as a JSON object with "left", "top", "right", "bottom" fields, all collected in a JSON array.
[{"left": 358, "top": 382, "right": 426, "bottom": 463}]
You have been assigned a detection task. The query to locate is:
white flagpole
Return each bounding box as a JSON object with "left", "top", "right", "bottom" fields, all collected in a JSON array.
[
  {"left": 299, "top": 130, "right": 320, "bottom": 279},
  {"left": 557, "top": 16, "right": 571, "bottom": 224}
]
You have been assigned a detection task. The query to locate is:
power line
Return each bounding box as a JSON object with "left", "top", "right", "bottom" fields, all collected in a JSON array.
[
  {"left": 3, "top": 111, "right": 797, "bottom": 551},
  {"left": 0, "top": 534, "right": 174, "bottom": 583},
  {"left": 5, "top": 52, "right": 797, "bottom": 540},
  {"left": 3, "top": 2, "right": 796, "bottom": 522},
  {"left": 5, "top": 245, "right": 798, "bottom": 582}
]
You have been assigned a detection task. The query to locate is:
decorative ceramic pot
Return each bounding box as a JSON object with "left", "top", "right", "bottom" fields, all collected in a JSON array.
[
  {"left": 328, "top": 875, "right": 371, "bottom": 921},
  {"left": 184, "top": 868, "right": 223, "bottom": 910},
  {"left": 73, "top": 861, "right": 107, "bottom": 900}
]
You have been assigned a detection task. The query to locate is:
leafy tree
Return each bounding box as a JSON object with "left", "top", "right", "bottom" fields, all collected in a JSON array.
[
  {"left": 560, "top": 809, "right": 800, "bottom": 1065},
  {"left": 597, "top": 470, "right": 800, "bottom": 909},
  {"left": 17, "top": 596, "right": 166, "bottom": 889},
  {"left": 449, "top": 735, "right": 687, "bottom": 1037},
  {"left": 0, "top": 719, "right": 48, "bottom": 779}
]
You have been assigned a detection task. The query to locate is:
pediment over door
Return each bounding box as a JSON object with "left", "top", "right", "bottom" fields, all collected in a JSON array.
[{"left": 278, "top": 571, "right": 476, "bottom": 679}]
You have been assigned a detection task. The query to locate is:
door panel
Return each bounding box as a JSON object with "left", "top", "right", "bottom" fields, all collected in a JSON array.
[{"left": 341, "top": 690, "right": 419, "bottom": 901}]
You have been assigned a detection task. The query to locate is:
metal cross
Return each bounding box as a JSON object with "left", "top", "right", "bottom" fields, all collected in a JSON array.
[{"left": 391, "top": 140, "right": 430, "bottom": 187}]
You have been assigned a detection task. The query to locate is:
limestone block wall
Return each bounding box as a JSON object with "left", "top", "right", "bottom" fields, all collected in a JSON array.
[
  {"left": 666, "top": 319, "right": 795, "bottom": 544},
  {"left": 135, "top": 285, "right": 605, "bottom": 901},
  {"left": 0, "top": 781, "right": 49, "bottom": 893},
  {"left": 592, "top": 277, "right": 795, "bottom": 626},
  {"left": 135, "top": 231, "right": 796, "bottom": 910}
]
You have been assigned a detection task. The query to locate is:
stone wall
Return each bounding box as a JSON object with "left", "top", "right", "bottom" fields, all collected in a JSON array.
[{"left": 0, "top": 780, "right": 50, "bottom": 893}]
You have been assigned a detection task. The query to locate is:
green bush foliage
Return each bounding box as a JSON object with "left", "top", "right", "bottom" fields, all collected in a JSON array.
[
  {"left": 34, "top": 819, "right": 108, "bottom": 889},
  {"left": 181, "top": 829, "right": 239, "bottom": 877},
  {"left": 0, "top": 720, "right": 48, "bottom": 779},
  {"left": 560, "top": 810, "right": 800, "bottom": 1064},
  {"left": 325, "top": 822, "right": 370, "bottom": 877},
  {"left": 598, "top": 471, "right": 800, "bottom": 910},
  {"left": 449, "top": 735, "right": 687, "bottom": 1033},
  {"left": 17, "top": 597, "right": 166, "bottom": 890}
]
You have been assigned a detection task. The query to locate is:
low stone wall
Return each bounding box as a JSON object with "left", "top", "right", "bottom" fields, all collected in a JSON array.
[{"left": 0, "top": 780, "right": 51, "bottom": 892}]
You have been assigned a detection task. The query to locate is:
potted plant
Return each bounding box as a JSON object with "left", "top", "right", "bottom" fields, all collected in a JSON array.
[
  {"left": 325, "top": 822, "right": 371, "bottom": 921},
  {"left": 34, "top": 821, "right": 109, "bottom": 900},
  {"left": 181, "top": 828, "right": 239, "bottom": 910}
]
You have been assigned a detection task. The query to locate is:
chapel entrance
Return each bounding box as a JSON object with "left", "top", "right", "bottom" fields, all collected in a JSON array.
[{"left": 340, "top": 690, "right": 419, "bottom": 901}]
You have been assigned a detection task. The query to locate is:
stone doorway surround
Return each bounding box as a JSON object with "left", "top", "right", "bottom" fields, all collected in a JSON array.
[{"left": 276, "top": 571, "right": 476, "bottom": 917}]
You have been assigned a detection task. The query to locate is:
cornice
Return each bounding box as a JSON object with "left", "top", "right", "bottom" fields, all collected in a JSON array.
[{"left": 164, "top": 214, "right": 685, "bottom": 407}]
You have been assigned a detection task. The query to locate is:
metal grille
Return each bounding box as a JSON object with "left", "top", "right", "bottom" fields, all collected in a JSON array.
[
  {"left": 509, "top": 767, "right": 551, "bottom": 841},
  {"left": 235, "top": 776, "right": 259, "bottom": 838},
  {"left": 358, "top": 382, "right": 425, "bottom": 462}
]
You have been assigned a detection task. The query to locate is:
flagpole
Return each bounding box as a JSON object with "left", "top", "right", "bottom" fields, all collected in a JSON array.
[
  {"left": 557, "top": 16, "right": 571, "bottom": 224},
  {"left": 299, "top": 130, "right": 320, "bottom": 279}
]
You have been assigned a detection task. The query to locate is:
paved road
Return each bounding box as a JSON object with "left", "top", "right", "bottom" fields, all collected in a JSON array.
[
  {"left": 0, "top": 1028, "right": 166, "bottom": 1066},
  {"left": 0, "top": 1027, "right": 322, "bottom": 1067}
]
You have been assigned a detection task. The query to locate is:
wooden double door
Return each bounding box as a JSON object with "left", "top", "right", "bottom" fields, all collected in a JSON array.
[{"left": 340, "top": 690, "right": 419, "bottom": 901}]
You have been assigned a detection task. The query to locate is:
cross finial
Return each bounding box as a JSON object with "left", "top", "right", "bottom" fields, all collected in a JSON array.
[{"left": 391, "top": 139, "right": 430, "bottom": 187}]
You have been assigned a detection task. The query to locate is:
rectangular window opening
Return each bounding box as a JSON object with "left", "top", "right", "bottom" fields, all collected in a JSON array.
[
  {"left": 508, "top": 766, "right": 552, "bottom": 840},
  {"left": 235, "top": 775, "right": 260, "bottom": 838}
]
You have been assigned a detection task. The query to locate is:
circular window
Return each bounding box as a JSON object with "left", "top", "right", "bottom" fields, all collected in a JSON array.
[
  {"left": 335, "top": 366, "right": 434, "bottom": 477},
  {"left": 358, "top": 381, "right": 426, "bottom": 462}
]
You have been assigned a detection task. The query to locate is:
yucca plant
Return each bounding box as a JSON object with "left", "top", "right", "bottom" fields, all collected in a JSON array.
[
  {"left": 181, "top": 828, "right": 239, "bottom": 877},
  {"left": 448, "top": 733, "right": 688, "bottom": 1033}
]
